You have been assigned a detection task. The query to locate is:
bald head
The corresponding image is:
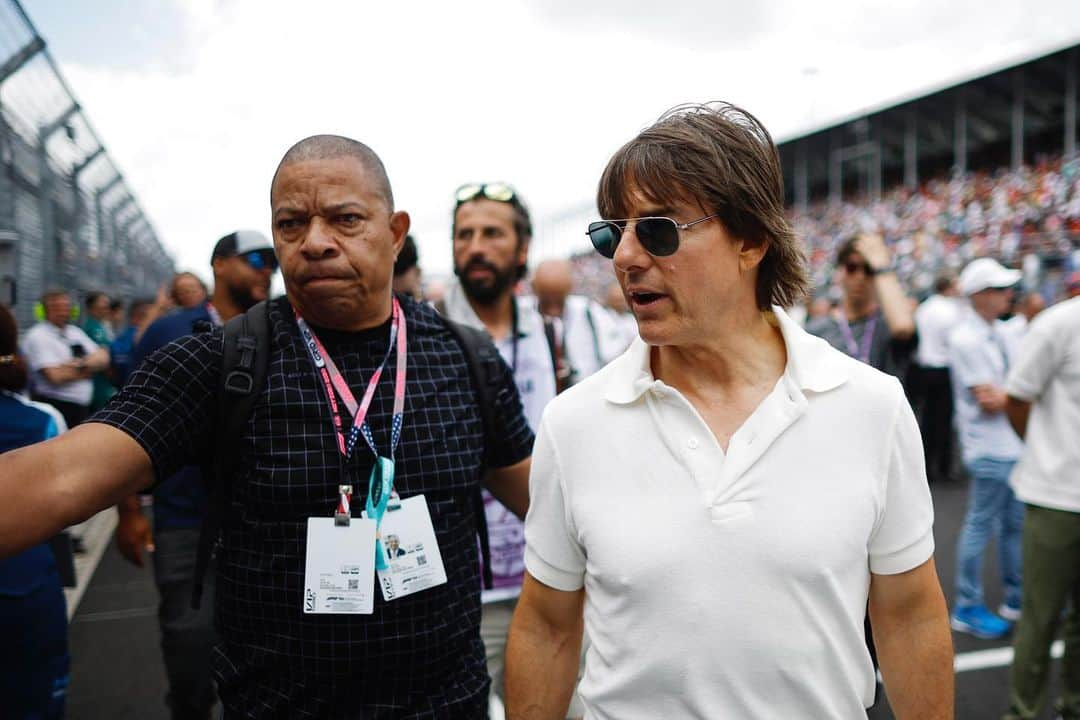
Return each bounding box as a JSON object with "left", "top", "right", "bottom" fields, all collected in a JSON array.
[
  {"left": 272, "top": 134, "right": 394, "bottom": 209},
  {"left": 532, "top": 259, "right": 575, "bottom": 318}
]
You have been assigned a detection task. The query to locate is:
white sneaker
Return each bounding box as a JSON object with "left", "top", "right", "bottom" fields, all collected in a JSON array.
[{"left": 998, "top": 603, "right": 1022, "bottom": 622}]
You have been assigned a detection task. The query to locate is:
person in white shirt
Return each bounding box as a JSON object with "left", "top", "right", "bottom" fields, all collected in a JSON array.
[
  {"left": 531, "top": 259, "right": 631, "bottom": 383},
  {"left": 1003, "top": 295, "right": 1080, "bottom": 720},
  {"left": 947, "top": 258, "right": 1025, "bottom": 641},
  {"left": 505, "top": 102, "right": 952, "bottom": 720},
  {"left": 20, "top": 289, "right": 109, "bottom": 428},
  {"left": 439, "top": 182, "right": 582, "bottom": 716},
  {"left": 911, "top": 273, "right": 962, "bottom": 483}
]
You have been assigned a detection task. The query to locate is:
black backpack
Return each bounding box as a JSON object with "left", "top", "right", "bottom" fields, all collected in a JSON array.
[{"left": 191, "top": 301, "right": 506, "bottom": 608}]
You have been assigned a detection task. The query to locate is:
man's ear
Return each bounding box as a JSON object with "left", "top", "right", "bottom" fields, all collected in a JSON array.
[
  {"left": 739, "top": 237, "right": 769, "bottom": 272},
  {"left": 390, "top": 211, "right": 411, "bottom": 258}
]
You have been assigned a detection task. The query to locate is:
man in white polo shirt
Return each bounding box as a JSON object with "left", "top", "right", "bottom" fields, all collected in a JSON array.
[
  {"left": 947, "top": 258, "right": 1025, "bottom": 640},
  {"left": 21, "top": 289, "right": 109, "bottom": 428},
  {"left": 505, "top": 103, "right": 952, "bottom": 719},
  {"left": 1003, "top": 295, "right": 1080, "bottom": 720}
]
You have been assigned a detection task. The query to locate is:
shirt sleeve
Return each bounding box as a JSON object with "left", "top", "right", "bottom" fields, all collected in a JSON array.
[
  {"left": 948, "top": 330, "right": 991, "bottom": 388},
  {"left": 868, "top": 382, "right": 936, "bottom": 575},
  {"left": 1005, "top": 319, "right": 1059, "bottom": 402},
  {"left": 89, "top": 330, "right": 222, "bottom": 482},
  {"left": 21, "top": 329, "right": 66, "bottom": 371},
  {"left": 523, "top": 411, "right": 586, "bottom": 591},
  {"left": 483, "top": 341, "right": 535, "bottom": 469}
]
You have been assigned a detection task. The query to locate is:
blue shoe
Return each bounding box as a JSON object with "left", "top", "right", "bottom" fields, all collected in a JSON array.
[
  {"left": 950, "top": 604, "right": 1012, "bottom": 639},
  {"left": 998, "top": 603, "right": 1022, "bottom": 622}
]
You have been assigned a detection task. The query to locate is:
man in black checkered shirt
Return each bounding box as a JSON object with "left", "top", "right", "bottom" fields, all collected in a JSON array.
[{"left": 0, "top": 135, "right": 534, "bottom": 718}]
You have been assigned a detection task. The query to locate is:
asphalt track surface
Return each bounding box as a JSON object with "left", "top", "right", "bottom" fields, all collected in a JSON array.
[{"left": 66, "top": 476, "right": 1065, "bottom": 719}]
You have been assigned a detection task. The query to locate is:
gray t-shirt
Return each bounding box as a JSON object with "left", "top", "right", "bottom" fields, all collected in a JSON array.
[{"left": 806, "top": 310, "right": 917, "bottom": 380}]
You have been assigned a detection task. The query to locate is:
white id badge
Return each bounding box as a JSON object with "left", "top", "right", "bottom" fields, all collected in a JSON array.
[
  {"left": 363, "top": 494, "right": 447, "bottom": 601},
  {"left": 303, "top": 517, "right": 377, "bottom": 614}
]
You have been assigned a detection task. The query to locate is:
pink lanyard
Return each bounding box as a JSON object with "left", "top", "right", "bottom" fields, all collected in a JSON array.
[
  {"left": 837, "top": 312, "right": 877, "bottom": 365},
  {"left": 206, "top": 302, "right": 223, "bottom": 327},
  {"left": 295, "top": 298, "right": 408, "bottom": 461}
]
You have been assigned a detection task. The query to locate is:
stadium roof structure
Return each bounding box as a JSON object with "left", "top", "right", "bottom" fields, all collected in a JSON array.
[{"left": 778, "top": 39, "right": 1080, "bottom": 207}]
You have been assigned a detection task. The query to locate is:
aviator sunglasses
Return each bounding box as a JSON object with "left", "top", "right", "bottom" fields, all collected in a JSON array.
[
  {"left": 454, "top": 182, "right": 519, "bottom": 206},
  {"left": 241, "top": 250, "right": 279, "bottom": 272},
  {"left": 586, "top": 214, "right": 719, "bottom": 259}
]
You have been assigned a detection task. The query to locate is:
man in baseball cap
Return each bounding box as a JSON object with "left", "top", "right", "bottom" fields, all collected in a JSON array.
[
  {"left": 948, "top": 257, "right": 1025, "bottom": 639},
  {"left": 209, "top": 230, "right": 277, "bottom": 313}
]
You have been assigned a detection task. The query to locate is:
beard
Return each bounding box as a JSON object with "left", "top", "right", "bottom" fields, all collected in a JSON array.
[
  {"left": 455, "top": 257, "right": 518, "bottom": 306},
  {"left": 228, "top": 282, "right": 266, "bottom": 312}
]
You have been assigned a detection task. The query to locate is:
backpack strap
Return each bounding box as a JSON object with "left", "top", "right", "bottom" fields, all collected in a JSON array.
[
  {"left": 191, "top": 301, "right": 271, "bottom": 609},
  {"left": 439, "top": 315, "right": 504, "bottom": 590}
]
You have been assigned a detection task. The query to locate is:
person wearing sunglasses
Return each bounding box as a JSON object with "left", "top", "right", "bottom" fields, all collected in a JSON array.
[
  {"left": 110, "top": 229, "right": 275, "bottom": 720},
  {"left": 438, "top": 182, "right": 587, "bottom": 716},
  {"left": 507, "top": 103, "right": 951, "bottom": 720},
  {"left": 805, "top": 234, "right": 917, "bottom": 380}
]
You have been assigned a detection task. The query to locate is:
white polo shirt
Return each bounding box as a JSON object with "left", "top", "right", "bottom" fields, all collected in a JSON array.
[
  {"left": 1006, "top": 296, "right": 1080, "bottom": 513},
  {"left": 948, "top": 311, "right": 1024, "bottom": 465},
  {"left": 525, "top": 307, "right": 934, "bottom": 719},
  {"left": 20, "top": 321, "right": 98, "bottom": 406},
  {"left": 914, "top": 293, "right": 961, "bottom": 368}
]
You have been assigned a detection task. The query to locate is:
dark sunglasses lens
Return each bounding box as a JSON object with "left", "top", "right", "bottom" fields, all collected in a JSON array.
[
  {"left": 844, "top": 262, "right": 870, "bottom": 275},
  {"left": 587, "top": 221, "right": 620, "bottom": 258},
  {"left": 637, "top": 218, "right": 679, "bottom": 256},
  {"left": 246, "top": 251, "right": 278, "bottom": 271}
]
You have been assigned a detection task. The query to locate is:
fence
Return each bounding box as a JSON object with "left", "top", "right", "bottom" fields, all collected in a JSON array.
[{"left": 0, "top": 0, "right": 172, "bottom": 330}]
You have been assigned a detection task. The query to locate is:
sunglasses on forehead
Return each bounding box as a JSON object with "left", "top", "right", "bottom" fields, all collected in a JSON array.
[
  {"left": 240, "top": 250, "right": 278, "bottom": 272},
  {"left": 455, "top": 182, "right": 519, "bottom": 206},
  {"left": 586, "top": 214, "right": 719, "bottom": 259}
]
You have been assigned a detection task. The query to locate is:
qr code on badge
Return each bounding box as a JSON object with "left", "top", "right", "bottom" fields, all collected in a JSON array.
[
  {"left": 348, "top": 579, "right": 359, "bottom": 590},
  {"left": 416, "top": 554, "right": 427, "bottom": 566}
]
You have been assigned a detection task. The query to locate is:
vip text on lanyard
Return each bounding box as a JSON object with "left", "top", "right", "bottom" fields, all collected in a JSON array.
[{"left": 296, "top": 299, "right": 408, "bottom": 570}]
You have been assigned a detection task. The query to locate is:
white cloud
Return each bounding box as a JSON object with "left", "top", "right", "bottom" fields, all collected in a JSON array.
[{"left": 49, "top": 0, "right": 1080, "bottom": 280}]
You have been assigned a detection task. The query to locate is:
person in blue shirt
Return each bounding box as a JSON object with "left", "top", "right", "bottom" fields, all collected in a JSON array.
[
  {"left": 108, "top": 297, "right": 155, "bottom": 387},
  {"left": 0, "top": 303, "right": 70, "bottom": 720},
  {"left": 114, "top": 230, "right": 275, "bottom": 720}
]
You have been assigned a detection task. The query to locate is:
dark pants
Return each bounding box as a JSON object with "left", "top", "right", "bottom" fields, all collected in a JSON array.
[
  {"left": 153, "top": 528, "right": 219, "bottom": 720},
  {"left": 31, "top": 395, "right": 90, "bottom": 429},
  {"left": 909, "top": 365, "right": 954, "bottom": 482},
  {"left": 0, "top": 570, "right": 70, "bottom": 720},
  {"left": 1007, "top": 504, "right": 1080, "bottom": 720}
]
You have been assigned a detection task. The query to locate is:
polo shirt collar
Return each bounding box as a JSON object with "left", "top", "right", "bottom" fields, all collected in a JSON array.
[
  {"left": 442, "top": 279, "right": 540, "bottom": 339},
  {"left": 604, "top": 306, "right": 850, "bottom": 405}
]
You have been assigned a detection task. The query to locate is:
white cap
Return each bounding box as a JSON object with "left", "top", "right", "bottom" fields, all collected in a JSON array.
[{"left": 958, "top": 258, "right": 1021, "bottom": 296}]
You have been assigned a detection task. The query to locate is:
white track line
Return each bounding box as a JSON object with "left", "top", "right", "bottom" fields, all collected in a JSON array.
[
  {"left": 63, "top": 508, "right": 118, "bottom": 620},
  {"left": 954, "top": 640, "right": 1065, "bottom": 673}
]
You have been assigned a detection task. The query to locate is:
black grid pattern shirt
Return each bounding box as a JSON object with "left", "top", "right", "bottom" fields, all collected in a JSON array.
[{"left": 93, "top": 295, "right": 533, "bottom": 719}]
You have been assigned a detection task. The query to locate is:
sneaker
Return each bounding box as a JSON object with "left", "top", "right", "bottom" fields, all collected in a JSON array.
[
  {"left": 950, "top": 604, "right": 1012, "bottom": 639},
  {"left": 998, "top": 603, "right": 1022, "bottom": 622}
]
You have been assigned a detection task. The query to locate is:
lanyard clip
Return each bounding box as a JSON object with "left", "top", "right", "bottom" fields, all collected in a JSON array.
[
  {"left": 387, "top": 490, "right": 402, "bottom": 512},
  {"left": 335, "top": 485, "right": 352, "bottom": 526}
]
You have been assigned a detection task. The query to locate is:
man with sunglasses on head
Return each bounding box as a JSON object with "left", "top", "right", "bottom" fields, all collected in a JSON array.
[
  {"left": 506, "top": 103, "right": 952, "bottom": 720},
  {"left": 112, "top": 229, "right": 276, "bottom": 720},
  {"left": 439, "top": 182, "right": 584, "bottom": 716},
  {"left": 806, "top": 235, "right": 917, "bottom": 380}
]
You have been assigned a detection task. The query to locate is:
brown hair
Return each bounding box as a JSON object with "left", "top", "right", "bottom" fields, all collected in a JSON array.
[
  {"left": 597, "top": 102, "right": 809, "bottom": 310},
  {"left": 0, "top": 304, "right": 28, "bottom": 392}
]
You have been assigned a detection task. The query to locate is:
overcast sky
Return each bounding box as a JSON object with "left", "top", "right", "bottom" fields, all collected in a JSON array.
[{"left": 22, "top": 0, "right": 1080, "bottom": 279}]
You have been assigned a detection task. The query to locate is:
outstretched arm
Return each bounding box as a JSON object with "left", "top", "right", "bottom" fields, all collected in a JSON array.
[{"left": 0, "top": 423, "right": 154, "bottom": 557}]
